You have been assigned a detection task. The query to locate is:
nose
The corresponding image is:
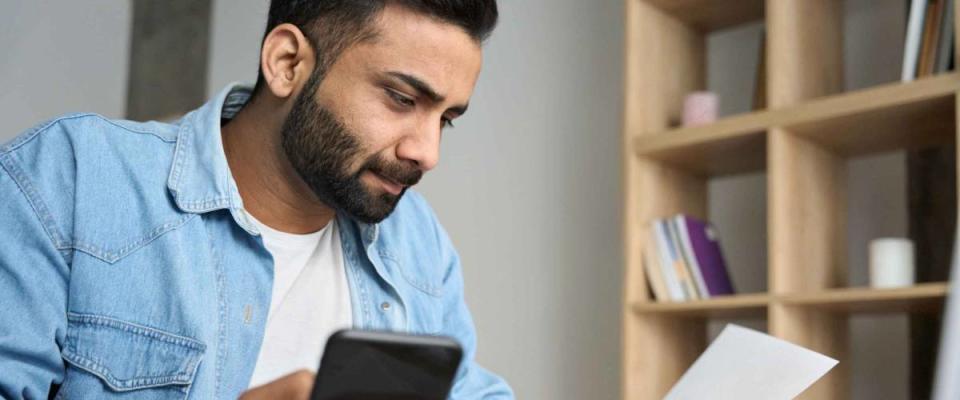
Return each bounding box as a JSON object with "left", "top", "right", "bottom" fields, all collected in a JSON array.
[{"left": 395, "top": 120, "right": 441, "bottom": 172}]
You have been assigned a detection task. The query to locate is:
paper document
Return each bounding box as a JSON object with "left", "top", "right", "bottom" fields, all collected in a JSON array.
[{"left": 665, "top": 324, "right": 838, "bottom": 400}]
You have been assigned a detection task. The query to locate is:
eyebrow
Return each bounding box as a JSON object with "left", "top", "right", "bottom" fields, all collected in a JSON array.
[{"left": 385, "top": 71, "right": 469, "bottom": 116}]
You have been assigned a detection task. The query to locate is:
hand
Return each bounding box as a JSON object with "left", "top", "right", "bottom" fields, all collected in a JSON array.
[{"left": 238, "top": 370, "right": 315, "bottom": 400}]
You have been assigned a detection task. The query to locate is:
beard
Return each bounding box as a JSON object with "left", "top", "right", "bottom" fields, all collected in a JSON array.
[{"left": 280, "top": 73, "right": 422, "bottom": 224}]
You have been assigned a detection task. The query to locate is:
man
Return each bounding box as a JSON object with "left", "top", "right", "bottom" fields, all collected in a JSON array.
[{"left": 0, "top": 0, "right": 512, "bottom": 398}]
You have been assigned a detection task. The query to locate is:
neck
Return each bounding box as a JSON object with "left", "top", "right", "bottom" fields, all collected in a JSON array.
[{"left": 221, "top": 94, "right": 336, "bottom": 234}]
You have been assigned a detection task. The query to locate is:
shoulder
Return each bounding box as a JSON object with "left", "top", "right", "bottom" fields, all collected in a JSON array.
[
  {"left": 0, "top": 113, "right": 183, "bottom": 251},
  {"left": 1, "top": 113, "right": 180, "bottom": 184},
  {"left": 2, "top": 112, "right": 181, "bottom": 170},
  {"left": 1, "top": 112, "right": 180, "bottom": 197},
  {"left": 2, "top": 112, "right": 178, "bottom": 155}
]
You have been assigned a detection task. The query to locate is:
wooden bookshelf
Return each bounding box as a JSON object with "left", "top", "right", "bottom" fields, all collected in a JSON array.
[{"left": 621, "top": 1, "right": 959, "bottom": 399}]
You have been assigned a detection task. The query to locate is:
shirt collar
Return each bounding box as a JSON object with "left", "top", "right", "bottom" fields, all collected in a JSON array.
[
  {"left": 166, "top": 83, "right": 381, "bottom": 241},
  {"left": 166, "top": 83, "right": 253, "bottom": 232}
]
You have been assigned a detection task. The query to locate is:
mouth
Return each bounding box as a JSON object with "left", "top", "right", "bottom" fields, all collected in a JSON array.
[{"left": 367, "top": 171, "right": 405, "bottom": 196}]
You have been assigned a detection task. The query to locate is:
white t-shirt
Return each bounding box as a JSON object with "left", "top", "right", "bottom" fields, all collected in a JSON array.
[{"left": 246, "top": 213, "right": 353, "bottom": 388}]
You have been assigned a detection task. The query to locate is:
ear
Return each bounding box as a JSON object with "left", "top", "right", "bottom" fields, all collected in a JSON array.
[{"left": 259, "top": 23, "right": 316, "bottom": 99}]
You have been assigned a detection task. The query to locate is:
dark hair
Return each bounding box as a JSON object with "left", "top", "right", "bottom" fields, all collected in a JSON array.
[{"left": 252, "top": 0, "right": 498, "bottom": 95}]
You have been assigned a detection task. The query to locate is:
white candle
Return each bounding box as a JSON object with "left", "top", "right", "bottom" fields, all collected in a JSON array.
[{"left": 869, "top": 238, "right": 915, "bottom": 288}]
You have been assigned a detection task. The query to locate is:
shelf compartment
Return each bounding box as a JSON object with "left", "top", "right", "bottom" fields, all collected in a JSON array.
[
  {"left": 632, "top": 293, "right": 769, "bottom": 319},
  {"left": 633, "top": 73, "right": 960, "bottom": 177},
  {"left": 778, "top": 282, "right": 950, "bottom": 314},
  {"left": 642, "top": 0, "right": 764, "bottom": 32}
]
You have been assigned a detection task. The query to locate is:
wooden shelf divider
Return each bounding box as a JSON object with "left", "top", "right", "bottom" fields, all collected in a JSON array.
[
  {"left": 642, "top": 0, "right": 765, "bottom": 32},
  {"left": 780, "top": 282, "right": 950, "bottom": 314},
  {"left": 630, "top": 283, "right": 950, "bottom": 318},
  {"left": 632, "top": 292, "right": 770, "bottom": 319}
]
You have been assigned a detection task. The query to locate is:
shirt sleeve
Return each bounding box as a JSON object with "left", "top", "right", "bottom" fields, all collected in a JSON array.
[
  {"left": 0, "top": 154, "right": 70, "bottom": 399},
  {"left": 431, "top": 218, "right": 515, "bottom": 399}
]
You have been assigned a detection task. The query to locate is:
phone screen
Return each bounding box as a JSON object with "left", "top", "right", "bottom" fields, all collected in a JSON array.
[{"left": 310, "top": 330, "right": 463, "bottom": 400}]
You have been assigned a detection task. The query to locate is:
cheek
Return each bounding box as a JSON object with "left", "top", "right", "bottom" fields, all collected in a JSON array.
[
  {"left": 339, "top": 119, "right": 397, "bottom": 172},
  {"left": 329, "top": 84, "right": 411, "bottom": 161},
  {"left": 345, "top": 108, "right": 406, "bottom": 156}
]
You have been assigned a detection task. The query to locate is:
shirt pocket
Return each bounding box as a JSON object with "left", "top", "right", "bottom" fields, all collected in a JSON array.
[{"left": 57, "top": 313, "right": 205, "bottom": 399}]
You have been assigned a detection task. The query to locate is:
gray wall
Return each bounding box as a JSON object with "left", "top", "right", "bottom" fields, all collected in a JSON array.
[
  {"left": 0, "top": 2, "right": 130, "bottom": 136},
  {"left": 206, "top": 0, "right": 266, "bottom": 98},
  {"left": 221, "top": 0, "right": 622, "bottom": 399}
]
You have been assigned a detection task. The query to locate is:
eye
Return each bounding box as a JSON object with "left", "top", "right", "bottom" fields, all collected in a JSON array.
[
  {"left": 441, "top": 117, "right": 455, "bottom": 129},
  {"left": 385, "top": 88, "right": 415, "bottom": 108}
]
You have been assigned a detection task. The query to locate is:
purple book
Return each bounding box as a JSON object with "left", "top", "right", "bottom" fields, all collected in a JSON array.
[{"left": 682, "top": 216, "right": 735, "bottom": 296}]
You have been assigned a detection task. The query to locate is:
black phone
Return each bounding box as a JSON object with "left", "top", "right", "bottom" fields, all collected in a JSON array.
[{"left": 310, "top": 329, "right": 463, "bottom": 400}]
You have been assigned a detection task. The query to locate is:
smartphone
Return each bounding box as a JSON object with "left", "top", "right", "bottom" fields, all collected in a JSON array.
[{"left": 310, "top": 329, "right": 463, "bottom": 400}]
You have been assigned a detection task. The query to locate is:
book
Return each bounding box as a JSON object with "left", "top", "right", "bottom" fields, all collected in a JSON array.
[
  {"left": 666, "top": 219, "right": 700, "bottom": 300},
  {"left": 674, "top": 215, "right": 710, "bottom": 299},
  {"left": 653, "top": 219, "right": 687, "bottom": 301},
  {"left": 682, "top": 216, "right": 735, "bottom": 297},
  {"left": 935, "top": 0, "right": 955, "bottom": 73},
  {"left": 752, "top": 30, "right": 767, "bottom": 111},
  {"left": 950, "top": 40, "right": 956, "bottom": 71},
  {"left": 904, "top": 0, "right": 929, "bottom": 81},
  {"left": 642, "top": 230, "right": 670, "bottom": 302},
  {"left": 918, "top": 0, "right": 941, "bottom": 77}
]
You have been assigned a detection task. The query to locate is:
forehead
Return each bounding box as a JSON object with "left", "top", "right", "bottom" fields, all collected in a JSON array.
[{"left": 346, "top": 4, "right": 483, "bottom": 98}]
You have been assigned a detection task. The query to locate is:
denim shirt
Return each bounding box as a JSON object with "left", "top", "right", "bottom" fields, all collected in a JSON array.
[{"left": 0, "top": 84, "right": 513, "bottom": 399}]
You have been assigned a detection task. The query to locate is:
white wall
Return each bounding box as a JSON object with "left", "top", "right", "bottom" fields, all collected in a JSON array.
[
  {"left": 207, "top": 1, "right": 625, "bottom": 399},
  {"left": 0, "top": 2, "right": 130, "bottom": 138}
]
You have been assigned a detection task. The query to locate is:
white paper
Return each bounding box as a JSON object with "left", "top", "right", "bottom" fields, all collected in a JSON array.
[{"left": 665, "top": 324, "right": 838, "bottom": 400}]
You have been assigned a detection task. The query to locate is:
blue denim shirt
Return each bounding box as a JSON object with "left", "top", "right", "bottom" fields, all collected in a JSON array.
[{"left": 0, "top": 84, "right": 513, "bottom": 399}]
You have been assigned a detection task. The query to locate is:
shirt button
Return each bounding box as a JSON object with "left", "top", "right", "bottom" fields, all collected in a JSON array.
[
  {"left": 380, "top": 302, "right": 391, "bottom": 311},
  {"left": 243, "top": 304, "right": 253, "bottom": 324}
]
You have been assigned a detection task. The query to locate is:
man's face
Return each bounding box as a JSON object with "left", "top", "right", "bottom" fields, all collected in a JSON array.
[{"left": 281, "top": 4, "right": 482, "bottom": 224}]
